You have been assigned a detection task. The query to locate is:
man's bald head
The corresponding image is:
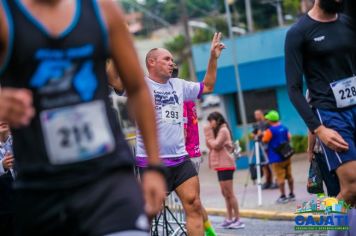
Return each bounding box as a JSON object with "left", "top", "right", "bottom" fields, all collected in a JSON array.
[
  {"left": 145, "top": 48, "right": 158, "bottom": 68},
  {"left": 145, "top": 48, "right": 171, "bottom": 68},
  {"left": 145, "top": 48, "right": 175, "bottom": 82}
]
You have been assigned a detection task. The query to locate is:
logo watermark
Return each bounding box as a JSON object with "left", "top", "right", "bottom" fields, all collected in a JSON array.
[{"left": 294, "top": 195, "right": 351, "bottom": 231}]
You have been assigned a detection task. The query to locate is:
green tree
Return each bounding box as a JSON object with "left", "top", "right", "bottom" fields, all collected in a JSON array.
[
  {"left": 164, "top": 35, "right": 190, "bottom": 79},
  {"left": 164, "top": 34, "right": 186, "bottom": 53},
  {"left": 121, "top": 0, "right": 223, "bottom": 28},
  {"left": 283, "top": 0, "right": 301, "bottom": 16},
  {"left": 191, "top": 16, "right": 228, "bottom": 44}
]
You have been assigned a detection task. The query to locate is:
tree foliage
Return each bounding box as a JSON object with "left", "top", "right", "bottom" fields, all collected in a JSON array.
[
  {"left": 192, "top": 16, "right": 229, "bottom": 44},
  {"left": 164, "top": 34, "right": 189, "bottom": 79},
  {"left": 283, "top": 0, "right": 301, "bottom": 16},
  {"left": 121, "top": 0, "right": 302, "bottom": 36},
  {"left": 122, "top": 0, "right": 302, "bottom": 79}
]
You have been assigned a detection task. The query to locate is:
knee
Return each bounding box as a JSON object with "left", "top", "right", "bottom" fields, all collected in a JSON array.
[
  {"left": 220, "top": 189, "right": 226, "bottom": 197},
  {"left": 224, "top": 190, "right": 234, "bottom": 200},
  {"left": 277, "top": 178, "right": 284, "bottom": 185},
  {"left": 342, "top": 182, "right": 356, "bottom": 198},
  {"left": 185, "top": 195, "right": 202, "bottom": 216},
  {"left": 192, "top": 198, "right": 202, "bottom": 214}
]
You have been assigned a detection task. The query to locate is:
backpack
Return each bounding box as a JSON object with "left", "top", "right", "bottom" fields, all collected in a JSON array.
[{"left": 275, "top": 142, "right": 294, "bottom": 160}]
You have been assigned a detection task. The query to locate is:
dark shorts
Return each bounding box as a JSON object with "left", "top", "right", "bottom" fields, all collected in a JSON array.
[
  {"left": 139, "top": 158, "right": 197, "bottom": 193},
  {"left": 316, "top": 107, "right": 356, "bottom": 171},
  {"left": 15, "top": 168, "right": 149, "bottom": 236},
  {"left": 217, "top": 170, "right": 234, "bottom": 181},
  {"left": 0, "top": 213, "right": 14, "bottom": 236}
]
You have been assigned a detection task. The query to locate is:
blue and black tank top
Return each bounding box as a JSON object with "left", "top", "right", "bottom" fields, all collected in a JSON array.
[{"left": 0, "top": 0, "right": 134, "bottom": 189}]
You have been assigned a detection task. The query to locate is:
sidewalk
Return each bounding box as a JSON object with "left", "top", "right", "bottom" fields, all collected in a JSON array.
[{"left": 198, "top": 153, "right": 312, "bottom": 221}]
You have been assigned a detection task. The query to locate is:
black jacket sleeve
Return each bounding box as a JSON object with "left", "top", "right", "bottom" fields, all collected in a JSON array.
[{"left": 285, "top": 27, "right": 322, "bottom": 132}]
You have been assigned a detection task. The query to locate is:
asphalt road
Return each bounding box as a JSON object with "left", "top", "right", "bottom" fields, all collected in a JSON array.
[
  {"left": 152, "top": 215, "right": 327, "bottom": 236},
  {"left": 209, "top": 215, "right": 327, "bottom": 236}
]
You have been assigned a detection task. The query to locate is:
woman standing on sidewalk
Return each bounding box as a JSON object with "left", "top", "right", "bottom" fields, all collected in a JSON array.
[{"left": 204, "top": 112, "right": 245, "bottom": 229}]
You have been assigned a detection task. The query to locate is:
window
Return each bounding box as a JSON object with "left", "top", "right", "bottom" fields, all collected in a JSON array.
[{"left": 234, "top": 89, "right": 278, "bottom": 125}]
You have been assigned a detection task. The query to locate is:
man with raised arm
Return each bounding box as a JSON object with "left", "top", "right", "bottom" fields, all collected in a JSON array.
[{"left": 135, "top": 33, "right": 224, "bottom": 235}]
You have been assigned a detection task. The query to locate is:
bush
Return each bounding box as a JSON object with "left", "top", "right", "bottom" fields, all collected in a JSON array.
[
  {"left": 291, "top": 135, "right": 308, "bottom": 153},
  {"left": 238, "top": 135, "right": 308, "bottom": 154},
  {"left": 238, "top": 137, "right": 246, "bottom": 153}
]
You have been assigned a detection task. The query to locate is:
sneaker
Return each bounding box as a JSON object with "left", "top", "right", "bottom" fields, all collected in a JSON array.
[
  {"left": 220, "top": 219, "right": 234, "bottom": 228},
  {"left": 228, "top": 220, "right": 245, "bottom": 229},
  {"left": 288, "top": 193, "right": 296, "bottom": 201},
  {"left": 262, "top": 182, "right": 271, "bottom": 190},
  {"left": 276, "top": 195, "right": 288, "bottom": 204}
]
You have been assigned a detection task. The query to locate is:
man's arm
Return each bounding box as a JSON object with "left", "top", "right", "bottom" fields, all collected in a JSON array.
[
  {"left": 106, "top": 59, "right": 124, "bottom": 93},
  {"left": 285, "top": 27, "right": 348, "bottom": 152},
  {"left": 0, "top": 4, "right": 35, "bottom": 127},
  {"left": 285, "top": 28, "right": 321, "bottom": 132},
  {"left": 262, "top": 129, "right": 272, "bottom": 144},
  {"left": 202, "top": 32, "right": 225, "bottom": 94},
  {"left": 101, "top": 1, "right": 159, "bottom": 166},
  {"left": 99, "top": 0, "right": 165, "bottom": 217}
]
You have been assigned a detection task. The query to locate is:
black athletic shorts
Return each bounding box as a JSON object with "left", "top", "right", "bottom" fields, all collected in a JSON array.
[
  {"left": 139, "top": 158, "right": 197, "bottom": 193},
  {"left": 15, "top": 168, "right": 149, "bottom": 236},
  {"left": 217, "top": 170, "right": 235, "bottom": 181}
]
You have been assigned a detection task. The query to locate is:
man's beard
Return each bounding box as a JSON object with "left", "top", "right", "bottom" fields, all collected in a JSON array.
[{"left": 319, "top": 0, "right": 344, "bottom": 14}]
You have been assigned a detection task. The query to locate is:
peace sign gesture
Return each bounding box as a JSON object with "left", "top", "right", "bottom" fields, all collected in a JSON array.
[{"left": 210, "top": 32, "right": 225, "bottom": 59}]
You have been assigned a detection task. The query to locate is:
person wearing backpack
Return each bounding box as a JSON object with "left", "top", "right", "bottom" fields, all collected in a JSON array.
[{"left": 262, "top": 110, "right": 295, "bottom": 204}]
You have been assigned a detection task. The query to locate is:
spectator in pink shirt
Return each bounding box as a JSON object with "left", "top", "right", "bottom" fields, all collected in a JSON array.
[{"left": 204, "top": 111, "right": 245, "bottom": 229}]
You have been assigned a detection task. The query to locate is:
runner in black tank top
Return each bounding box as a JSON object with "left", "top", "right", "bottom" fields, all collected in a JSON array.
[
  {"left": 0, "top": 0, "right": 166, "bottom": 235},
  {"left": 1, "top": 0, "right": 134, "bottom": 189}
]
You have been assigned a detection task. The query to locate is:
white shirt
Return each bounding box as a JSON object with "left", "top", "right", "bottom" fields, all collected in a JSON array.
[
  {"left": 136, "top": 77, "right": 202, "bottom": 158},
  {"left": 0, "top": 136, "right": 13, "bottom": 176}
]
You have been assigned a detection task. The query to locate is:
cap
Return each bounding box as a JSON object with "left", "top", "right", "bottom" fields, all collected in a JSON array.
[{"left": 265, "top": 110, "right": 279, "bottom": 122}]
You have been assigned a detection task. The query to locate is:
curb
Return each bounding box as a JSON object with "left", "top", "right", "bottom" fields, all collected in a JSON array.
[{"left": 206, "top": 208, "right": 296, "bottom": 221}]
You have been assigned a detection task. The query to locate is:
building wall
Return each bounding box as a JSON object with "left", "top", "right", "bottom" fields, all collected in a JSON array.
[
  {"left": 276, "top": 87, "right": 307, "bottom": 135},
  {"left": 220, "top": 86, "right": 306, "bottom": 141}
]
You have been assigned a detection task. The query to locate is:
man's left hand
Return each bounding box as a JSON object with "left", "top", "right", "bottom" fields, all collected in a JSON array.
[
  {"left": 210, "top": 32, "right": 225, "bottom": 59},
  {"left": 141, "top": 170, "right": 166, "bottom": 218}
]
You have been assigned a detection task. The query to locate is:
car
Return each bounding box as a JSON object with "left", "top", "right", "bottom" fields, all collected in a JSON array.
[{"left": 201, "top": 95, "right": 220, "bottom": 109}]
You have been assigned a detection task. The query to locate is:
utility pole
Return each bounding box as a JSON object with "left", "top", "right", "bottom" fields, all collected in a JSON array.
[
  {"left": 244, "top": 0, "right": 254, "bottom": 32},
  {"left": 276, "top": 0, "right": 284, "bottom": 26},
  {"left": 180, "top": 0, "right": 196, "bottom": 81},
  {"left": 261, "top": 0, "right": 284, "bottom": 27},
  {"left": 224, "top": 0, "right": 249, "bottom": 153}
]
